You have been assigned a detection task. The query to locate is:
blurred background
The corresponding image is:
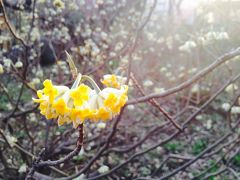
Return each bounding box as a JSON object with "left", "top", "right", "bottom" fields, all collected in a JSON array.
[{"left": 1, "top": 0, "right": 240, "bottom": 179}]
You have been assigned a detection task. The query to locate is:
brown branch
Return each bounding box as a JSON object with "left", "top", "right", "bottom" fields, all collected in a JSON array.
[
  {"left": 192, "top": 138, "right": 240, "bottom": 180},
  {"left": 1, "top": 83, "right": 24, "bottom": 125},
  {"left": 26, "top": 124, "right": 84, "bottom": 179},
  {"left": 26, "top": 0, "right": 36, "bottom": 43},
  {"left": 0, "top": 0, "right": 28, "bottom": 47},
  {"left": 127, "top": 47, "right": 240, "bottom": 105},
  {"left": 155, "top": 137, "right": 240, "bottom": 177},
  {"left": 58, "top": 107, "right": 125, "bottom": 180},
  {"left": 26, "top": 148, "right": 45, "bottom": 179},
  {"left": 23, "top": 118, "right": 35, "bottom": 153},
  {"left": 227, "top": 167, "right": 240, "bottom": 179},
  {"left": 106, "top": 106, "right": 195, "bottom": 154},
  {"left": 131, "top": 74, "right": 182, "bottom": 130},
  {"left": 126, "top": 0, "right": 157, "bottom": 84},
  {"left": 0, "top": 128, "right": 11, "bottom": 148},
  {"left": 82, "top": 73, "right": 240, "bottom": 180},
  {"left": 12, "top": 143, "right": 68, "bottom": 176},
  {"left": 202, "top": 167, "right": 228, "bottom": 180},
  {"left": 158, "top": 134, "right": 230, "bottom": 180},
  {"left": 226, "top": 91, "right": 240, "bottom": 130},
  {"left": 106, "top": 122, "right": 167, "bottom": 154}
]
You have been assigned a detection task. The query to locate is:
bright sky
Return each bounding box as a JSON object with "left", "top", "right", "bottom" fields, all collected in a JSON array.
[{"left": 181, "top": 0, "right": 207, "bottom": 10}]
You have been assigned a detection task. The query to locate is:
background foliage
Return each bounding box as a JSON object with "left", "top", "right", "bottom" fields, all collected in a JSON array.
[{"left": 0, "top": 0, "right": 240, "bottom": 179}]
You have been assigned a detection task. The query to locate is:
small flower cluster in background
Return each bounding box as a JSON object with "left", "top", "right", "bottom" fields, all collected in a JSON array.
[{"left": 101, "top": 74, "right": 127, "bottom": 89}]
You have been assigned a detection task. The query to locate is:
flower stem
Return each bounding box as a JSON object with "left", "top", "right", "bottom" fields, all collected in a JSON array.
[
  {"left": 71, "top": 73, "right": 82, "bottom": 89},
  {"left": 81, "top": 75, "right": 101, "bottom": 93}
]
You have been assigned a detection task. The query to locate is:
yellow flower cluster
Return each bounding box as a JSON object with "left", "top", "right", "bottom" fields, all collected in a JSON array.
[
  {"left": 101, "top": 74, "right": 126, "bottom": 89},
  {"left": 33, "top": 75, "right": 128, "bottom": 128}
]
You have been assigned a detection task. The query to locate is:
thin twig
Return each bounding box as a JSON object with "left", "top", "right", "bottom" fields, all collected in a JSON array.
[
  {"left": 26, "top": 124, "right": 84, "bottom": 179},
  {"left": 82, "top": 73, "right": 240, "bottom": 180},
  {"left": 127, "top": 47, "right": 240, "bottom": 105},
  {"left": 57, "top": 107, "right": 125, "bottom": 180},
  {"left": 0, "top": 0, "right": 28, "bottom": 47},
  {"left": 131, "top": 74, "right": 182, "bottom": 130}
]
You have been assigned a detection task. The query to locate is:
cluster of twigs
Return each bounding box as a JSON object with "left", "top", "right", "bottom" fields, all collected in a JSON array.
[{"left": 0, "top": 0, "right": 240, "bottom": 179}]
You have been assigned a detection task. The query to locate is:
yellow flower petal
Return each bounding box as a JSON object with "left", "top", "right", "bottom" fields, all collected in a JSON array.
[
  {"left": 70, "top": 84, "right": 90, "bottom": 107},
  {"left": 53, "top": 98, "right": 67, "bottom": 116},
  {"left": 104, "top": 93, "right": 118, "bottom": 109},
  {"left": 58, "top": 116, "right": 66, "bottom": 126},
  {"left": 97, "top": 107, "right": 111, "bottom": 121},
  {"left": 101, "top": 75, "right": 120, "bottom": 88},
  {"left": 43, "top": 80, "right": 58, "bottom": 103}
]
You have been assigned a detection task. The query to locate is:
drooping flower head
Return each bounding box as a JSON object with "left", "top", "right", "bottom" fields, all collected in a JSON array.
[
  {"left": 33, "top": 80, "right": 69, "bottom": 120},
  {"left": 33, "top": 73, "right": 128, "bottom": 128},
  {"left": 88, "top": 85, "right": 128, "bottom": 121}
]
